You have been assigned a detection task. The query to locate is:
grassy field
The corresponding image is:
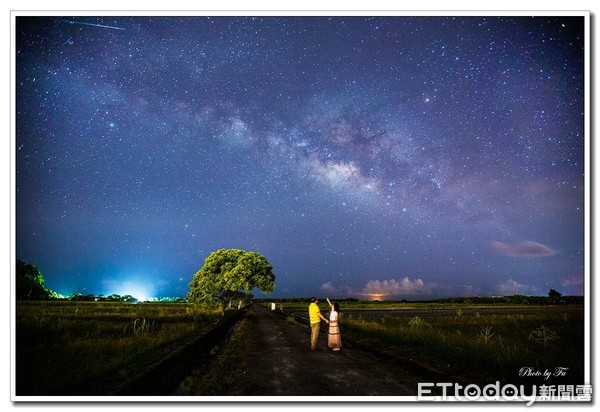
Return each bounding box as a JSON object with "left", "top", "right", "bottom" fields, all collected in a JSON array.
[
  {"left": 15, "top": 300, "right": 222, "bottom": 396},
  {"left": 15, "top": 299, "right": 586, "bottom": 396},
  {"left": 271, "top": 300, "right": 585, "bottom": 386}
]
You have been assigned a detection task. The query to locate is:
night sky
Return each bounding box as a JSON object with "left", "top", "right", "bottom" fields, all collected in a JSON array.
[{"left": 15, "top": 15, "right": 586, "bottom": 300}]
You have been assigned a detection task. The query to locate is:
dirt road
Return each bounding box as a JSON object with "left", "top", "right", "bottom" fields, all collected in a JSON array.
[{"left": 185, "top": 304, "right": 424, "bottom": 397}]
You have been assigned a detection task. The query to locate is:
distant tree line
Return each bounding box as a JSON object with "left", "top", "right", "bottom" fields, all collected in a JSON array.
[
  {"left": 433, "top": 291, "right": 582, "bottom": 305},
  {"left": 15, "top": 259, "right": 188, "bottom": 302},
  {"left": 16, "top": 258, "right": 581, "bottom": 306},
  {"left": 67, "top": 294, "right": 186, "bottom": 303},
  {"left": 255, "top": 291, "right": 583, "bottom": 305},
  {"left": 68, "top": 293, "right": 138, "bottom": 302}
]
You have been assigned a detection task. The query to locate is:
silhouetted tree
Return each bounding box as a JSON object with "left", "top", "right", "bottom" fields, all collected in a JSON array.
[
  {"left": 16, "top": 260, "right": 57, "bottom": 300},
  {"left": 121, "top": 294, "right": 138, "bottom": 303},
  {"left": 548, "top": 289, "right": 563, "bottom": 303},
  {"left": 548, "top": 289, "right": 562, "bottom": 298}
]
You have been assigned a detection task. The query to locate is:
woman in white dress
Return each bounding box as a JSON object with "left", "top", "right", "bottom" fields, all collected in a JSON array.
[{"left": 326, "top": 298, "right": 342, "bottom": 351}]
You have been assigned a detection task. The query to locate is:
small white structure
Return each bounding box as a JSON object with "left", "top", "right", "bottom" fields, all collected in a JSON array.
[{"left": 271, "top": 302, "right": 276, "bottom": 311}]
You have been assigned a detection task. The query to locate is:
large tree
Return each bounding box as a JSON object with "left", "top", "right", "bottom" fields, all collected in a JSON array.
[
  {"left": 16, "top": 260, "right": 58, "bottom": 300},
  {"left": 187, "top": 249, "right": 276, "bottom": 314}
]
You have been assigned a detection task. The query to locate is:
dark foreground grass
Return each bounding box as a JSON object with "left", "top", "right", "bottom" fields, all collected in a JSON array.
[
  {"left": 16, "top": 300, "right": 586, "bottom": 396},
  {"left": 271, "top": 300, "right": 585, "bottom": 387},
  {"left": 15, "top": 300, "right": 221, "bottom": 396},
  {"left": 179, "top": 313, "right": 251, "bottom": 395},
  {"left": 341, "top": 304, "right": 585, "bottom": 386}
]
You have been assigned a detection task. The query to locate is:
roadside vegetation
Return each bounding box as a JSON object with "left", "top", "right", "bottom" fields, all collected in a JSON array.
[
  {"left": 342, "top": 306, "right": 583, "bottom": 385},
  {"left": 265, "top": 298, "right": 585, "bottom": 386},
  {"left": 16, "top": 301, "right": 222, "bottom": 395}
]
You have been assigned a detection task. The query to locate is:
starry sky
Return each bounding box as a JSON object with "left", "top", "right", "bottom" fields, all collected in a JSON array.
[{"left": 15, "top": 14, "right": 587, "bottom": 300}]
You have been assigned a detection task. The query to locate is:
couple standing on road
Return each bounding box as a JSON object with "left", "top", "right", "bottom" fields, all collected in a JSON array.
[{"left": 308, "top": 297, "right": 342, "bottom": 352}]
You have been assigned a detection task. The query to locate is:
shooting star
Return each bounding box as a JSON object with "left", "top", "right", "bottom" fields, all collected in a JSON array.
[{"left": 59, "top": 19, "right": 126, "bottom": 31}]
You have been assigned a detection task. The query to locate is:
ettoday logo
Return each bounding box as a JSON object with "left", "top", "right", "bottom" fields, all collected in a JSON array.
[{"left": 418, "top": 382, "right": 538, "bottom": 405}]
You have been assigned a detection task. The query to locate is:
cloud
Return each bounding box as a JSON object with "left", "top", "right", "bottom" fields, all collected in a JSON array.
[
  {"left": 321, "top": 277, "right": 433, "bottom": 299},
  {"left": 319, "top": 281, "right": 357, "bottom": 297},
  {"left": 319, "top": 281, "right": 336, "bottom": 294},
  {"left": 494, "top": 279, "right": 541, "bottom": 296},
  {"left": 561, "top": 276, "right": 584, "bottom": 295},
  {"left": 561, "top": 277, "right": 583, "bottom": 288},
  {"left": 361, "top": 277, "right": 433, "bottom": 298},
  {"left": 491, "top": 240, "right": 557, "bottom": 257},
  {"left": 460, "top": 285, "right": 483, "bottom": 297}
]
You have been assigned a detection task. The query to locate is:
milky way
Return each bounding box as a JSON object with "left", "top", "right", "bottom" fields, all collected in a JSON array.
[{"left": 15, "top": 14, "right": 587, "bottom": 299}]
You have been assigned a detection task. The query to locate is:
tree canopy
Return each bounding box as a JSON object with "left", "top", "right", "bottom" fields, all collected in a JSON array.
[
  {"left": 16, "top": 260, "right": 59, "bottom": 300},
  {"left": 187, "top": 249, "right": 276, "bottom": 313}
]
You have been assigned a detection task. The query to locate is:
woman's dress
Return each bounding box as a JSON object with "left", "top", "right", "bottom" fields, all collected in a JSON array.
[{"left": 328, "top": 310, "right": 342, "bottom": 349}]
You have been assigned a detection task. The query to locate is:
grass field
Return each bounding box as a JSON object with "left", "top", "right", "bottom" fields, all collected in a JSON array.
[
  {"left": 15, "top": 300, "right": 222, "bottom": 396},
  {"left": 15, "top": 299, "right": 586, "bottom": 396},
  {"left": 272, "top": 299, "right": 585, "bottom": 386}
]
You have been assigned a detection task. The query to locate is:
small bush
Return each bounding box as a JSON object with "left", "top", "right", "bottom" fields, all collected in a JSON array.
[
  {"left": 132, "top": 317, "right": 153, "bottom": 336},
  {"left": 478, "top": 326, "right": 495, "bottom": 344},
  {"left": 408, "top": 316, "right": 429, "bottom": 330},
  {"left": 528, "top": 325, "right": 560, "bottom": 349}
]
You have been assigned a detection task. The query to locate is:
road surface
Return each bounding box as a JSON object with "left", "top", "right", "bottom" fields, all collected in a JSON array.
[{"left": 186, "top": 304, "right": 424, "bottom": 397}]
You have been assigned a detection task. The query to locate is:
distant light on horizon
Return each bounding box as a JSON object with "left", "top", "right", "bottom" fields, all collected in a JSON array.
[
  {"left": 364, "top": 293, "right": 387, "bottom": 301},
  {"left": 103, "top": 279, "right": 155, "bottom": 302}
]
